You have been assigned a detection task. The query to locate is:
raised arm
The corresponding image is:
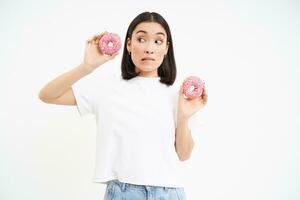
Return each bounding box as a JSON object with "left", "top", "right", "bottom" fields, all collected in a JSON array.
[
  {"left": 38, "top": 32, "right": 119, "bottom": 105},
  {"left": 38, "top": 63, "right": 92, "bottom": 105}
]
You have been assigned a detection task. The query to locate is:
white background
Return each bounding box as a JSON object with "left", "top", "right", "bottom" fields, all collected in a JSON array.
[{"left": 0, "top": 0, "right": 299, "bottom": 199}]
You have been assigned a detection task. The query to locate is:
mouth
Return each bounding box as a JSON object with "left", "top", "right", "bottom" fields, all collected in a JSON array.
[{"left": 141, "top": 58, "right": 155, "bottom": 61}]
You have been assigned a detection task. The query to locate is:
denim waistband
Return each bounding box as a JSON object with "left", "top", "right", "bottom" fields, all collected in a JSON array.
[{"left": 108, "top": 179, "right": 179, "bottom": 192}]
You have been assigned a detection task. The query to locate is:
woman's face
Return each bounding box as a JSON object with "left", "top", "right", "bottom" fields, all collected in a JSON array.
[{"left": 127, "top": 22, "right": 169, "bottom": 77}]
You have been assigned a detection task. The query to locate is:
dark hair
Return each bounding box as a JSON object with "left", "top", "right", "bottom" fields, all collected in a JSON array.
[{"left": 121, "top": 12, "right": 177, "bottom": 86}]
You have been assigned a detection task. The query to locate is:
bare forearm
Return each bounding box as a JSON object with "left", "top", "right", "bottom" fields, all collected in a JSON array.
[
  {"left": 175, "top": 117, "right": 194, "bottom": 161},
  {"left": 39, "top": 62, "right": 92, "bottom": 101}
]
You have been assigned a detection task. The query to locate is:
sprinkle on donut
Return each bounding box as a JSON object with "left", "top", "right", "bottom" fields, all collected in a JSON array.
[
  {"left": 182, "top": 76, "right": 205, "bottom": 100},
  {"left": 98, "top": 33, "right": 122, "bottom": 55}
]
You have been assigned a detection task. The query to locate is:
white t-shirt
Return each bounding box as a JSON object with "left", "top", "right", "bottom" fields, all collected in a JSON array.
[{"left": 72, "top": 73, "right": 201, "bottom": 188}]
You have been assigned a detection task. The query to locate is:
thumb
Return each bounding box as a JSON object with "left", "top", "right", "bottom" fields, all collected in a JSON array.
[
  {"left": 111, "top": 52, "right": 119, "bottom": 58},
  {"left": 179, "top": 85, "right": 185, "bottom": 100},
  {"left": 179, "top": 84, "right": 183, "bottom": 94}
]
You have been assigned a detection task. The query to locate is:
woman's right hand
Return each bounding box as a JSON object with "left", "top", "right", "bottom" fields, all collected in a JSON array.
[{"left": 82, "top": 32, "right": 119, "bottom": 73}]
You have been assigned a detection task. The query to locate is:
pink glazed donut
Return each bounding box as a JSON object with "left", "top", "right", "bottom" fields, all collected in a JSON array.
[
  {"left": 182, "top": 76, "right": 205, "bottom": 99},
  {"left": 98, "top": 33, "right": 121, "bottom": 55}
]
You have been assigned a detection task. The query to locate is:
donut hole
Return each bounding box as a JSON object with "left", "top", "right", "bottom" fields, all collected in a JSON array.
[
  {"left": 108, "top": 41, "right": 114, "bottom": 48},
  {"left": 188, "top": 85, "right": 195, "bottom": 92}
]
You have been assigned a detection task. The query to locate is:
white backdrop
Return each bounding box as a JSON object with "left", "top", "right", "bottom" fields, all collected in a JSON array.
[{"left": 0, "top": 0, "right": 299, "bottom": 199}]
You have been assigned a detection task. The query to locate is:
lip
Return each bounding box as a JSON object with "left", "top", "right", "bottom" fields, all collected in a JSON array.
[{"left": 141, "top": 57, "right": 155, "bottom": 61}]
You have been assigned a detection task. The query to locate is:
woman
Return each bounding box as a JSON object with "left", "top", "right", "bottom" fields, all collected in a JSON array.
[{"left": 39, "top": 11, "right": 208, "bottom": 200}]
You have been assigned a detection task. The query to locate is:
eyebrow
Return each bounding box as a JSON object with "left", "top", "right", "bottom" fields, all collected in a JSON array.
[{"left": 135, "top": 30, "right": 166, "bottom": 37}]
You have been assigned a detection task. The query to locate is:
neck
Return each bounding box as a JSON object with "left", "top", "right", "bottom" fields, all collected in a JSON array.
[{"left": 137, "top": 71, "right": 158, "bottom": 78}]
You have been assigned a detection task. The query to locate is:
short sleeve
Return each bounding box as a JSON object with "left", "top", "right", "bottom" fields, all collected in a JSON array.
[
  {"left": 72, "top": 81, "right": 96, "bottom": 116},
  {"left": 71, "top": 72, "right": 115, "bottom": 117}
]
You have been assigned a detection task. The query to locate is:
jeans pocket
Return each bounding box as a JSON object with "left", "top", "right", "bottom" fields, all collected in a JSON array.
[{"left": 103, "top": 181, "right": 116, "bottom": 200}]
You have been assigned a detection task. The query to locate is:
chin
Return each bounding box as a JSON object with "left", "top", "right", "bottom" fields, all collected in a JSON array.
[{"left": 138, "top": 65, "right": 159, "bottom": 71}]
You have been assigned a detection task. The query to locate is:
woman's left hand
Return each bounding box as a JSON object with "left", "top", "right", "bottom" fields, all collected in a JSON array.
[{"left": 177, "top": 84, "right": 208, "bottom": 120}]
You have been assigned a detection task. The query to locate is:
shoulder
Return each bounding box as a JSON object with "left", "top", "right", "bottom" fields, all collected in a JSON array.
[
  {"left": 168, "top": 81, "right": 180, "bottom": 97},
  {"left": 73, "top": 72, "right": 120, "bottom": 96}
]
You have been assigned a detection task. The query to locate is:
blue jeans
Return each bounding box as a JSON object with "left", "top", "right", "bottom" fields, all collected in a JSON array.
[{"left": 103, "top": 179, "right": 187, "bottom": 200}]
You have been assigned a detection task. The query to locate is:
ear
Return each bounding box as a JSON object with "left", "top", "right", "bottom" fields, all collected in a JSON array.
[
  {"left": 126, "top": 37, "right": 131, "bottom": 53},
  {"left": 165, "top": 41, "right": 169, "bottom": 55}
]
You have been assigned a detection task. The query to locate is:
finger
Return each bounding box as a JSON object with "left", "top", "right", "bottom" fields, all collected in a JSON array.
[
  {"left": 86, "top": 40, "right": 92, "bottom": 45},
  {"left": 179, "top": 84, "right": 183, "bottom": 94},
  {"left": 179, "top": 85, "right": 184, "bottom": 98},
  {"left": 202, "top": 85, "right": 206, "bottom": 91},
  {"left": 99, "top": 32, "right": 108, "bottom": 40},
  {"left": 91, "top": 34, "right": 101, "bottom": 43},
  {"left": 95, "top": 31, "right": 108, "bottom": 44},
  {"left": 200, "top": 89, "right": 208, "bottom": 103},
  {"left": 95, "top": 34, "right": 104, "bottom": 44},
  {"left": 95, "top": 37, "right": 100, "bottom": 44},
  {"left": 97, "top": 31, "right": 108, "bottom": 38},
  {"left": 201, "top": 86, "right": 207, "bottom": 96},
  {"left": 202, "top": 93, "right": 208, "bottom": 102},
  {"left": 110, "top": 52, "right": 119, "bottom": 58},
  {"left": 200, "top": 93, "right": 207, "bottom": 102},
  {"left": 89, "top": 35, "right": 96, "bottom": 41},
  {"left": 179, "top": 85, "right": 188, "bottom": 101}
]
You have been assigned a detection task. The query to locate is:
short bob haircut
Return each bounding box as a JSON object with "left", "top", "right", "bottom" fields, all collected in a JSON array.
[{"left": 121, "top": 12, "right": 177, "bottom": 86}]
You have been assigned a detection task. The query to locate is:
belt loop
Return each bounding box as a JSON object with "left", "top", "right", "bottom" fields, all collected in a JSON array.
[{"left": 122, "top": 182, "right": 126, "bottom": 191}]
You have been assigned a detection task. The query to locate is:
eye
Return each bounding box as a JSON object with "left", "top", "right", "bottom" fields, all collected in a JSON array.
[
  {"left": 137, "top": 38, "right": 146, "bottom": 43},
  {"left": 155, "top": 40, "right": 164, "bottom": 45}
]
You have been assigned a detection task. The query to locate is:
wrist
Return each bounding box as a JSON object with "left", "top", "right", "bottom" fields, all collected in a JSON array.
[
  {"left": 79, "top": 62, "right": 95, "bottom": 74},
  {"left": 177, "top": 115, "right": 189, "bottom": 123}
]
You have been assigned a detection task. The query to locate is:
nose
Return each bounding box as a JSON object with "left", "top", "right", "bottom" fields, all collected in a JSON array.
[
  {"left": 145, "top": 43, "right": 154, "bottom": 54},
  {"left": 145, "top": 50, "right": 154, "bottom": 54}
]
